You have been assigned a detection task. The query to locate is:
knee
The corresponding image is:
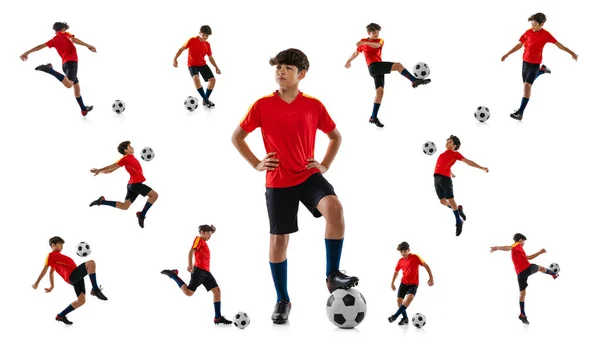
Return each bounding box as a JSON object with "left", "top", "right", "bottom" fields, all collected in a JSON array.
[
  {"left": 152, "top": 191, "right": 159, "bottom": 199},
  {"left": 192, "top": 75, "right": 200, "bottom": 81},
  {"left": 209, "top": 78, "right": 216, "bottom": 85},
  {"left": 270, "top": 235, "right": 288, "bottom": 249},
  {"left": 184, "top": 290, "right": 194, "bottom": 297},
  {"left": 376, "top": 87, "right": 384, "bottom": 96},
  {"left": 212, "top": 287, "right": 221, "bottom": 295},
  {"left": 77, "top": 296, "right": 86, "bottom": 306},
  {"left": 439, "top": 199, "right": 447, "bottom": 205}
]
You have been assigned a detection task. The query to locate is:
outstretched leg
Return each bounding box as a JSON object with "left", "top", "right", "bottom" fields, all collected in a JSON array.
[
  {"left": 391, "top": 62, "right": 430, "bottom": 88},
  {"left": 389, "top": 294, "right": 415, "bottom": 325},
  {"left": 55, "top": 292, "right": 86, "bottom": 325},
  {"left": 35, "top": 63, "right": 74, "bottom": 88},
  {"left": 89, "top": 196, "right": 132, "bottom": 210}
]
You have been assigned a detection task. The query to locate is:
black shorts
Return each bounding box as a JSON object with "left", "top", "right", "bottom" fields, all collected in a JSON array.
[
  {"left": 188, "top": 267, "right": 218, "bottom": 292},
  {"left": 69, "top": 263, "right": 88, "bottom": 297},
  {"left": 522, "top": 61, "right": 541, "bottom": 84},
  {"left": 189, "top": 65, "right": 214, "bottom": 81},
  {"left": 434, "top": 173, "right": 454, "bottom": 199},
  {"left": 517, "top": 264, "right": 538, "bottom": 291},
  {"left": 62, "top": 61, "right": 79, "bottom": 84},
  {"left": 125, "top": 183, "right": 152, "bottom": 203},
  {"left": 368, "top": 62, "right": 394, "bottom": 88},
  {"left": 265, "top": 173, "right": 337, "bottom": 235},
  {"left": 397, "top": 283, "right": 418, "bottom": 298}
]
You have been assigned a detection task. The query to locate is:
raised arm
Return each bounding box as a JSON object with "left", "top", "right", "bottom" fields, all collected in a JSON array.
[
  {"left": 72, "top": 37, "right": 96, "bottom": 52},
  {"left": 390, "top": 271, "right": 399, "bottom": 290},
  {"left": 527, "top": 248, "right": 546, "bottom": 260},
  {"left": 555, "top": 42, "right": 578, "bottom": 60},
  {"left": 461, "top": 158, "right": 488, "bottom": 172},
  {"left": 357, "top": 40, "right": 381, "bottom": 48},
  {"left": 490, "top": 245, "right": 513, "bottom": 253},
  {"left": 422, "top": 263, "right": 434, "bottom": 286},
  {"left": 20, "top": 43, "right": 48, "bottom": 61},
  {"left": 345, "top": 50, "right": 360, "bottom": 68},
  {"left": 32, "top": 264, "right": 50, "bottom": 289},
  {"left": 173, "top": 46, "right": 186, "bottom": 67},
  {"left": 501, "top": 42, "right": 523, "bottom": 61},
  {"left": 208, "top": 55, "right": 221, "bottom": 74},
  {"left": 90, "top": 162, "right": 120, "bottom": 176}
]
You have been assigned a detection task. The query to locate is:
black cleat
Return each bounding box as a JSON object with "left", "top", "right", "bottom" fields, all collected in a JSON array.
[
  {"left": 518, "top": 314, "right": 530, "bottom": 324},
  {"left": 388, "top": 314, "right": 398, "bottom": 323},
  {"left": 81, "top": 106, "right": 93, "bottom": 117},
  {"left": 455, "top": 220, "right": 464, "bottom": 237},
  {"left": 510, "top": 111, "right": 523, "bottom": 121},
  {"left": 136, "top": 212, "right": 145, "bottom": 228},
  {"left": 540, "top": 64, "right": 551, "bottom": 74},
  {"left": 203, "top": 100, "right": 215, "bottom": 108},
  {"left": 89, "top": 196, "right": 104, "bottom": 207},
  {"left": 271, "top": 300, "right": 291, "bottom": 324},
  {"left": 55, "top": 314, "right": 73, "bottom": 325},
  {"left": 412, "top": 78, "right": 431, "bottom": 88},
  {"left": 369, "top": 117, "right": 384, "bottom": 128},
  {"left": 35, "top": 63, "right": 53, "bottom": 73},
  {"left": 160, "top": 269, "right": 178, "bottom": 277},
  {"left": 214, "top": 316, "right": 232, "bottom": 325},
  {"left": 398, "top": 316, "right": 409, "bottom": 325},
  {"left": 458, "top": 205, "right": 467, "bottom": 221},
  {"left": 326, "top": 270, "right": 359, "bottom": 293},
  {"left": 91, "top": 287, "right": 108, "bottom": 301}
]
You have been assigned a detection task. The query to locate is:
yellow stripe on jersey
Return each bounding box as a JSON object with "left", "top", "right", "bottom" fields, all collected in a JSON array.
[
  {"left": 301, "top": 93, "right": 322, "bottom": 103},
  {"left": 45, "top": 253, "right": 50, "bottom": 266},
  {"left": 414, "top": 254, "right": 425, "bottom": 264},
  {"left": 192, "top": 237, "right": 201, "bottom": 249},
  {"left": 511, "top": 242, "right": 519, "bottom": 248},
  {"left": 238, "top": 93, "right": 275, "bottom": 124},
  {"left": 115, "top": 155, "right": 126, "bottom": 164},
  {"left": 379, "top": 38, "right": 384, "bottom": 45}
]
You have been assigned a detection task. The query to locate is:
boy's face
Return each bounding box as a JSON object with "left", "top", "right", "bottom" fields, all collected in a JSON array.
[
  {"left": 51, "top": 243, "right": 63, "bottom": 252},
  {"left": 275, "top": 64, "right": 305, "bottom": 88},
  {"left": 199, "top": 33, "right": 210, "bottom": 40},
  {"left": 200, "top": 231, "right": 213, "bottom": 241},
  {"left": 125, "top": 144, "right": 134, "bottom": 155},
  {"left": 368, "top": 30, "right": 380, "bottom": 39},
  {"left": 400, "top": 249, "right": 410, "bottom": 258},
  {"left": 519, "top": 239, "right": 526, "bottom": 246},
  {"left": 531, "top": 21, "right": 543, "bottom": 32},
  {"left": 445, "top": 139, "right": 455, "bottom": 150}
]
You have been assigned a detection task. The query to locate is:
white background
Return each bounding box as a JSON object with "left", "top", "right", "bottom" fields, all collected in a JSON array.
[{"left": 0, "top": 0, "right": 598, "bottom": 336}]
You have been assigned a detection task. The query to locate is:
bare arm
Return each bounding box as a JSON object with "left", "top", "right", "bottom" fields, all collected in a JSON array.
[
  {"left": 32, "top": 265, "right": 50, "bottom": 289},
  {"left": 231, "top": 126, "right": 261, "bottom": 169},
  {"left": 501, "top": 42, "right": 523, "bottom": 61},
  {"left": 208, "top": 55, "right": 220, "bottom": 70},
  {"left": 356, "top": 41, "right": 381, "bottom": 48},
  {"left": 391, "top": 271, "right": 399, "bottom": 290},
  {"left": 46, "top": 268, "right": 55, "bottom": 292},
  {"left": 320, "top": 128, "right": 342, "bottom": 170},
  {"left": 91, "top": 163, "right": 120, "bottom": 176},
  {"left": 20, "top": 43, "right": 47, "bottom": 60},
  {"left": 173, "top": 46, "right": 186, "bottom": 67},
  {"left": 527, "top": 248, "right": 546, "bottom": 260},
  {"left": 490, "top": 245, "right": 513, "bottom": 253},
  {"left": 345, "top": 50, "right": 360, "bottom": 67},
  {"left": 461, "top": 158, "right": 488, "bottom": 172},
  {"left": 422, "top": 263, "right": 434, "bottom": 286},
  {"left": 555, "top": 42, "right": 578, "bottom": 60},
  {"left": 187, "top": 248, "right": 195, "bottom": 272}
]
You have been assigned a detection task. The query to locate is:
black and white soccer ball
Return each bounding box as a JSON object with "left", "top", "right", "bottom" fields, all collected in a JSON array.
[
  {"left": 548, "top": 262, "right": 560, "bottom": 274},
  {"left": 326, "top": 288, "right": 367, "bottom": 329},
  {"left": 184, "top": 96, "right": 199, "bottom": 111},
  {"left": 233, "top": 311, "right": 250, "bottom": 329},
  {"left": 422, "top": 141, "right": 437, "bottom": 155},
  {"left": 412, "top": 313, "right": 426, "bottom": 328},
  {"left": 474, "top": 106, "right": 490, "bottom": 122},
  {"left": 413, "top": 62, "right": 430, "bottom": 79},
  {"left": 112, "top": 100, "right": 126, "bottom": 114},
  {"left": 76, "top": 242, "right": 91, "bottom": 257},
  {"left": 140, "top": 147, "right": 155, "bottom": 162}
]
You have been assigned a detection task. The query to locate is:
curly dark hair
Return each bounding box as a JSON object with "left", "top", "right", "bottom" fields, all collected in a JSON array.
[
  {"left": 528, "top": 13, "right": 547, "bottom": 24},
  {"left": 513, "top": 233, "right": 527, "bottom": 242},
  {"left": 199, "top": 224, "right": 216, "bottom": 233},
  {"left": 397, "top": 242, "right": 410, "bottom": 251},
  {"left": 200, "top": 25, "right": 212, "bottom": 35},
  {"left": 53, "top": 22, "right": 69, "bottom": 32},
  {"left": 448, "top": 135, "right": 461, "bottom": 150},
  {"left": 366, "top": 23, "right": 381, "bottom": 32},
  {"left": 49, "top": 236, "right": 65, "bottom": 246},
  {"left": 269, "top": 48, "right": 310, "bottom": 73},
  {"left": 118, "top": 141, "right": 131, "bottom": 155}
]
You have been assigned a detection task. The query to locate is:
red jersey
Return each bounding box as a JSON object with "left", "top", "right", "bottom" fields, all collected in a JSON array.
[
  {"left": 192, "top": 237, "right": 210, "bottom": 272},
  {"left": 239, "top": 92, "right": 337, "bottom": 188},
  {"left": 519, "top": 29, "right": 557, "bottom": 64},
  {"left": 45, "top": 251, "right": 77, "bottom": 283},
  {"left": 395, "top": 254, "right": 425, "bottom": 285},
  {"left": 45, "top": 31, "right": 78, "bottom": 64},
  {"left": 356, "top": 38, "right": 384, "bottom": 67},
  {"left": 116, "top": 154, "right": 146, "bottom": 184},
  {"left": 184, "top": 37, "right": 212, "bottom": 67},
  {"left": 511, "top": 242, "right": 531, "bottom": 274},
  {"left": 434, "top": 150, "right": 464, "bottom": 177}
]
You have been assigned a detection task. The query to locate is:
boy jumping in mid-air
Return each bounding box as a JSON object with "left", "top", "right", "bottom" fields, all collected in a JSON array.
[
  {"left": 32, "top": 236, "right": 108, "bottom": 325},
  {"left": 89, "top": 141, "right": 159, "bottom": 228},
  {"left": 433, "top": 135, "right": 488, "bottom": 236},
  {"left": 501, "top": 12, "right": 578, "bottom": 121},
  {"left": 345, "top": 23, "right": 431, "bottom": 128},
  {"left": 173, "top": 25, "right": 221, "bottom": 108},
  {"left": 490, "top": 233, "right": 559, "bottom": 324},
  {"left": 161, "top": 225, "right": 232, "bottom": 325},
  {"left": 20, "top": 22, "right": 95, "bottom": 116},
  {"left": 388, "top": 242, "right": 434, "bottom": 326},
  {"left": 232, "top": 48, "right": 359, "bottom": 325}
]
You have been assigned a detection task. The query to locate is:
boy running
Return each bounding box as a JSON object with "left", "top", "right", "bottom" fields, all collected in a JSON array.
[
  {"left": 434, "top": 135, "right": 488, "bottom": 236},
  {"left": 501, "top": 13, "right": 578, "bottom": 120},
  {"left": 89, "top": 141, "right": 158, "bottom": 228},
  {"left": 161, "top": 225, "right": 232, "bottom": 325},
  {"left": 173, "top": 25, "right": 221, "bottom": 108},
  {"left": 20, "top": 22, "right": 95, "bottom": 116},
  {"left": 32, "top": 236, "right": 108, "bottom": 325},
  {"left": 231, "top": 48, "right": 359, "bottom": 324},
  {"left": 345, "top": 23, "right": 431, "bottom": 128},
  {"left": 490, "top": 233, "right": 559, "bottom": 324},
  {"left": 388, "top": 242, "right": 434, "bottom": 325}
]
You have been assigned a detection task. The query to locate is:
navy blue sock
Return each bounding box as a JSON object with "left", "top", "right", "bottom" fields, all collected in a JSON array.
[
  {"left": 401, "top": 69, "right": 416, "bottom": 82},
  {"left": 76, "top": 97, "right": 86, "bottom": 111},
  {"left": 371, "top": 103, "right": 381, "bottom": 119},
  {"left": 214, "top": 301, "right": 221, "bottom": 318},
  {"left": 394, "top": 305, "right": 407, "bottom": 318},
  {"left": 89, "top": 273, "right": 99, "bottom": 290},
  {"left": 536, "top": 68, "right": 546, "bottom": 78},
  {"left": 544, "top": 269, "right": 556, "bottom": 276},
  {"left": 325, "top": 238, "right": 343, "bottom": 277},
  {"left": 140, "top": 201, "right": 153, "bottom": 217},
  {"left": 170, "top": 274, "right": 185, "bottom": 288},
  {"left": 519, "top": 302, "right": 525, "bottom": 316},
  {"left": 269, "top": 260, "right": 289, "bottom": 302},
  {"left": 206, "top": 89, "right": 213, "bottom": 99},
  {"left": 197, "top": 88, "right": 207, "bottom": 101},
  {"left": 101, "top": 200, "right": 117, "bottom": 207},
  {"left": 518, "top": 97, "right": 529, "bottom": 114},
  {"left": 58, "top": 304, "right": 75, "bottom": 317},
  {"left": 47, "top": 68, "right": 65, "bottom": 82},
  {"left": 453, "top": 209, "right": 461, "bottom": 224}
]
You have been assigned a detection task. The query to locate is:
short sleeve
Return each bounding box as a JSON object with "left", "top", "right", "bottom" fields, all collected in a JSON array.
[
  {"left": 239, "top": 101, "right": 261, "bottom": 133},
  {"left": 45, "top": 253, "right": 52, "bottom": 266},
  {"left": 317, "top": 101, "right": 336, "bottom": 134},
  {"left": 454, "top": 151, "right": 465, "bottom": 161},
  {"left": 415, "top": 255, "right": 425, "bottom": 266},
  {"left": 207, "top": 42, "right": 213, "bottom": 56},
  {"left": 192, "top": 237, "right": 202, "bottom": 249},
  {"left": 356, "top": 44, "right": 363, "bottom": 52},
  {"left": 46, "top": 36, "right": 56, "bottom": 48},
  {"left": 545, "top": 31, "right": 557, "bottom": 44},
  {"left": 183, "top": 38, "right": 192, "bottom": 49},
  {"left": 518, "top": 32, "right": 527, "bottom": 43},
  {"left": 395, "top": 260, "right": 402, "bottom": 272},
  {"left": 379, "top": 38, "right": 384, "bottom": 46},
  {"left": 116, "top": 155, "right": 129, "bottom": 167},
  {"left": 511, "top": 242, "right": 519, "bottom": 248}
]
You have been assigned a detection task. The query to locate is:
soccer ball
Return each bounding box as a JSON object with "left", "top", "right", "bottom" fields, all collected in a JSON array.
[
  {"left": 413, "top": 62, "right": 430, "bottom": 79},
  {"left": 76, "top": 242, "right": 91, "bottom": 257},
  {"left": 548, "top": 262, "right": 560, "bottom": 274},
  {"left": 474, "top": 106, "right": 490, "bottom": 122},
  {"left": 140, "top": 147, "right": 155, "bottom": 162},
  {"left": 412, "top": 313, "right": 426, "bottom": 328},
  {"left": 233, "top": 311, "right": 250, "bottom": 329},
  {"left": 184, "top": 96, "right": 199, "bottom": 111},
  {"left": 422, "top": 141, "right": 437, "bottom": 155},
  {"left": 112, "top": 100, "right": 125, "bottom": 114},
  {"left": 326, "top": 288, "right": 367, "bottom": 329}
]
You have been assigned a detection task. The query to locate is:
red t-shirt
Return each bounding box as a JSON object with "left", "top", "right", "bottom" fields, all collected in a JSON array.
[
  {"left": 356, "top": 38, "right": 384, "bottom": 66},
  {"left": 395, "top": 254, "right": 425, "bottom": 285},
  {"left": 434, "top": 150, "right": 464, "bottom": 177},
  {"left": 45, "top": 251, "right": 77, "bottom": 283},
  {"left": 45, "top": 31, "right": 78, "bottom": 64},
  {"left": 116, "top": 154, "right": 146, "bottom": 184},
  {"left": 511, "top": 242, "right": 531, "bottom": 274},
  {"left": 519, "top": 29, "right": 557, "bottom": 64},
  {"left": 184, "top": 37, "right": 212, "bottom": 67},
  {"left": 239, "top": 92, "right": 337, "bottom": 188},
  {"left": 192, "top": 237, "right": 210, "bottom": 272}
]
